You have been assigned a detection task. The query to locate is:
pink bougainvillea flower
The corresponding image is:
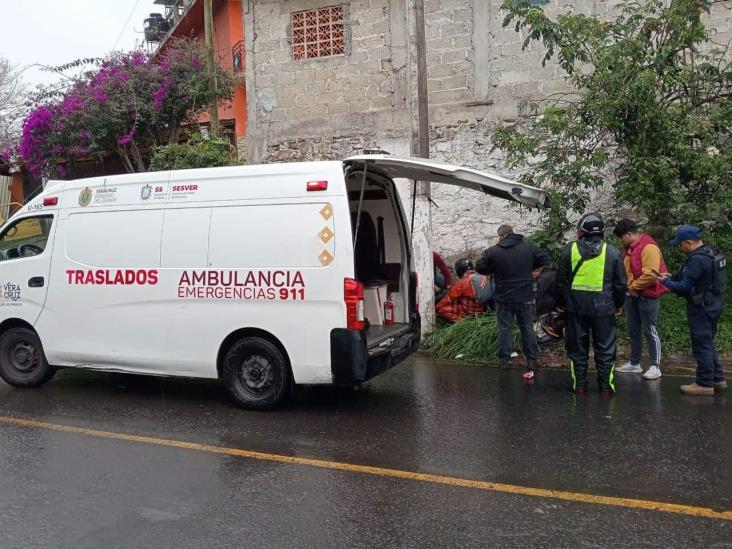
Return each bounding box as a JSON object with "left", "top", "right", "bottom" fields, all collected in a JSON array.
[
  {"left": 153, "top": 78, "right": 172, "bottom": 110},
  {"left": 116, "top": 132, "right": 135, "bottom": 146},
  {"left": 17, "top": 40, "right": 230, "bottom": 179}
]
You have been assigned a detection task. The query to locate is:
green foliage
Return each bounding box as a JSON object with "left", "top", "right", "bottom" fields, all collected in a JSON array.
[
  {"left": 526, "top": 223, "right": 565, "bottom": 264},
  {"left": 617, "top": 291, "right": 732, "bottom": 353},
  {"left": 495, "top": 0, "right": 732, "bottom": 246},
  {"left": 149, "top": 134, "right": 239, "bottom": 171},
  {"left": 423, "top": 315, "right": 521, "bottom": 361}
]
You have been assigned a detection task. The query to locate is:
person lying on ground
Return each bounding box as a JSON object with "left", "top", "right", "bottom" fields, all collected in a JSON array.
[{"left": 533, "top": 266, "right": 567, "bottom": 344}]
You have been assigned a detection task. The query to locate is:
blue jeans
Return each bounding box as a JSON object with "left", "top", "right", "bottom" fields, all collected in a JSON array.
[
  {"left": 496, "top": 300, "right": 538, "bottom": 363},
  {"left": 687, "top": 304, "right": 726, "bottom": 387}
]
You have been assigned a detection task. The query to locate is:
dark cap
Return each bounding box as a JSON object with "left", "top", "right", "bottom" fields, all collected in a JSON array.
[{"left": 670, "top": 225, "right": 702, "bottom": 246}]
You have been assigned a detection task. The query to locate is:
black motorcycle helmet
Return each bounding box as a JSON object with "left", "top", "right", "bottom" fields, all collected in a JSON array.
[
  {"left": 454, "top": 258, "right": 474, "bottom": 278},
  {"left": 577, "top": 213, "right": 605, "bottom": 237}
]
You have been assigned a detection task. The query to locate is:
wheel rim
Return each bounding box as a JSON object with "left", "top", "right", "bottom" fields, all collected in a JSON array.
[
  {"left": 235, "top": 354, "right": 281, "bottom": 399},
  {"left": 8, "top": 341, "right": 40, "bottom": 373}
]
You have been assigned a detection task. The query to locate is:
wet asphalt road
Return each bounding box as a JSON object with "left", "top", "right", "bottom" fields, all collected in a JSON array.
[{"left": 0, "top": 356, "right": 730, "bottom": 548}]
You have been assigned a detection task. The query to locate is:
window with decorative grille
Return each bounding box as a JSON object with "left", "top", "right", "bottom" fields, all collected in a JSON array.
[{"left": 291, "top": 5, "right": 346, "bottom": 61}]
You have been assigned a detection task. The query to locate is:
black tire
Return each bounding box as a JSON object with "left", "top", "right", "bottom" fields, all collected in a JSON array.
[
  {"left": 0, "top": 327, "right": 55, "bottom": 388},
  {"left": 222, "top": 337, "right": 291, "bottom": 410}
]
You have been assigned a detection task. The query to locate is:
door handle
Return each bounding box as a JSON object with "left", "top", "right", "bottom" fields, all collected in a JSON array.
[{"left": 28, "top": 277, "right": 44, "bottom": 288}]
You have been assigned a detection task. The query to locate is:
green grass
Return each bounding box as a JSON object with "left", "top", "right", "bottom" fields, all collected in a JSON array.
[
  {"left": 425, "top": 293, "right": 732, "bottom": 361},
  {"left": 423, "top": 314, "right": 521, "bottom": 361}
]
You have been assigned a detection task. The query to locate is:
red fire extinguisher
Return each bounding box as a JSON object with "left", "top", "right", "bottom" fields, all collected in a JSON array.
[{"left": 384, "top": 294, "right": 395, "bottom": 325}]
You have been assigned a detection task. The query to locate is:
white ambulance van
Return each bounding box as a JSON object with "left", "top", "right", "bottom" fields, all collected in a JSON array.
[{"left": 0, "top": 156, "right": 548, "bottom": 409}]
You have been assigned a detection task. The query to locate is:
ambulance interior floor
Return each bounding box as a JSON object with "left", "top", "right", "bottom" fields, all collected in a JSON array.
[{"left": 366, "top": 322, "right": 410, "bottom": 343}]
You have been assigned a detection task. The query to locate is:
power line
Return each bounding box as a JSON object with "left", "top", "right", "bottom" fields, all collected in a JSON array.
[{"left": 112, "top": 0, "right": 143, "bottom": 52}]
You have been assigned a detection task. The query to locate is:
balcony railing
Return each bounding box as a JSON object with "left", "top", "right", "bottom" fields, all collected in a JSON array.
[
  {"left": 145, "top": 0, "right": 195, "bottom": 46},
  {"left": 232, "top": 40, "right": 245, "bottom": 74}
]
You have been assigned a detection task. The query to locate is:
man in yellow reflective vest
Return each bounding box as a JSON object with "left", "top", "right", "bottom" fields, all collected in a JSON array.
[{"left": 554, "top": 214, "right": 627, "bottom": 395}]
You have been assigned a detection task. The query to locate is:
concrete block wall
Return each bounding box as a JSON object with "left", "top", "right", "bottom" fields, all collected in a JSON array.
[
  {"left": 425, "top": 0, "right": 474, "bottom": 106},
  {"left": 248, "top": 0, "right": 586, "bottom": 148},
  {"left": 247, "top": 0, "right": 732, "bottom": 256},
  {"left": 250, "top": 0, "right": 405, "bottom": 139}
]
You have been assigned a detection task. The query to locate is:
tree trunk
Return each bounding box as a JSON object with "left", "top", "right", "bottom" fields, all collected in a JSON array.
[
  {"left": 116, "top": 146, "right": 135, "bottom": 173},
  {"left": 130, "top": 140, "right": 146, "bottom": 172},
  {"left": 168, "top": 117, "right": 180, "bottom": 145}
]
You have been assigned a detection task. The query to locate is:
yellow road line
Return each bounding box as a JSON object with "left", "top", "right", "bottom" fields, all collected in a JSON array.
[{"left": 1, "top": 415, "right": 730, "bottom": 522}]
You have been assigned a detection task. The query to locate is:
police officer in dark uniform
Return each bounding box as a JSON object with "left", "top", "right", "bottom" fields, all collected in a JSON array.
[
  {"left": 554, "top": 214, "right": 627, "bottom": 395},
  {"left": 659, "top": 225, "right": 727, "bottom": 396}
]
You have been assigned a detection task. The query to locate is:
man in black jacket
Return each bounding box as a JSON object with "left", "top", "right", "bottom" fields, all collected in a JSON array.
[
  {"left": 554, "top": 214, "right": 627, "bottom": 395},
  {"left": 477, "top": 225, "right": 549, "bottom": 375}
]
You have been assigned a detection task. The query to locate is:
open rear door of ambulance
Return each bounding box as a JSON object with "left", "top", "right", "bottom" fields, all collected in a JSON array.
[{"left": 344, "top": 155, "right": 551, "bottom": 209}]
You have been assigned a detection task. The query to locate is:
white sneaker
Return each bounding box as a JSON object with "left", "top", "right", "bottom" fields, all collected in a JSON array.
[
  {"left": 643, "top": 365, "right": 662, "bottom": 380},
  {"left": 615, "top": 362, "right": 642, "bottom": 373}
]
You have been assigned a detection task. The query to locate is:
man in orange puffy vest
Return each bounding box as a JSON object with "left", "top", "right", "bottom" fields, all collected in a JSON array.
[
  {"left": 613, "top": 219, "right": 668, "bottom": 380},
  {"left": 436, "top": 258, "right": 493, "bottom": 323}
]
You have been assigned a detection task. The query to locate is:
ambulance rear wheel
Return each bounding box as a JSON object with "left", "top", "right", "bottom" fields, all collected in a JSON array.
[
  {"left": 0, "top": 328, "right": 55, "bottom": 388},
  {"left": 222, "top": 337, "right": 291, "bottom": 410}
]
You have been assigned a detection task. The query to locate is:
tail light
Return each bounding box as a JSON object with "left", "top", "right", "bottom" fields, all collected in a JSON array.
[
  {"left": 307, "top": 180, "right": 328, "bottom": 191},
  {"left": 410, "top": 271, "right": 419, "bottom": 313},
  {"left": 344, "top": 278, "right": 366, "bottom": 331}
]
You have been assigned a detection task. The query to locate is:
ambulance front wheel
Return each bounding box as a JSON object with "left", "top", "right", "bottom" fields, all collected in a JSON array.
[
  {"left": 0, "top": 327, "right": 56, "bottom": 388},
  {"left": 222, "top": 336, "right": 292, "bottom": 410}
]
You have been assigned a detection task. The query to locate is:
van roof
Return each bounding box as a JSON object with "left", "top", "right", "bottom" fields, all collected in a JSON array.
[
  {"left": 19, "top": 161, "right": 349, "bottom": 217},
  {"left": 59, "top": 161, "right": 346, "bottom": 192},
  {"left": 17, "top": 156, "right": 549, "bottom": 217}
]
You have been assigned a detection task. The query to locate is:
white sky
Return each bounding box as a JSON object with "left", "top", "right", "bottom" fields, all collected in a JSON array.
[{"left": 0, "top": 0, "right": 161, "bottom": 87}]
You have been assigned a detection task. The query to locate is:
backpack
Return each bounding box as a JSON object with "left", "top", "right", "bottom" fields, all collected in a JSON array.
[
  {"left": 689, "top": 248, "right": 726, "bottom": 304},
  {"left": 470, "top": 273, "right": 495, "bottom": 305},
  {"left": 711, "top": 252, "right": 727, "bottom": 295}
]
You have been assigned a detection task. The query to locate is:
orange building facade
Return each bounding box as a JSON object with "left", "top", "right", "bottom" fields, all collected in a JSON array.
[{"left": 153, "top": 0, "right": 247, "bottom": 155}]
